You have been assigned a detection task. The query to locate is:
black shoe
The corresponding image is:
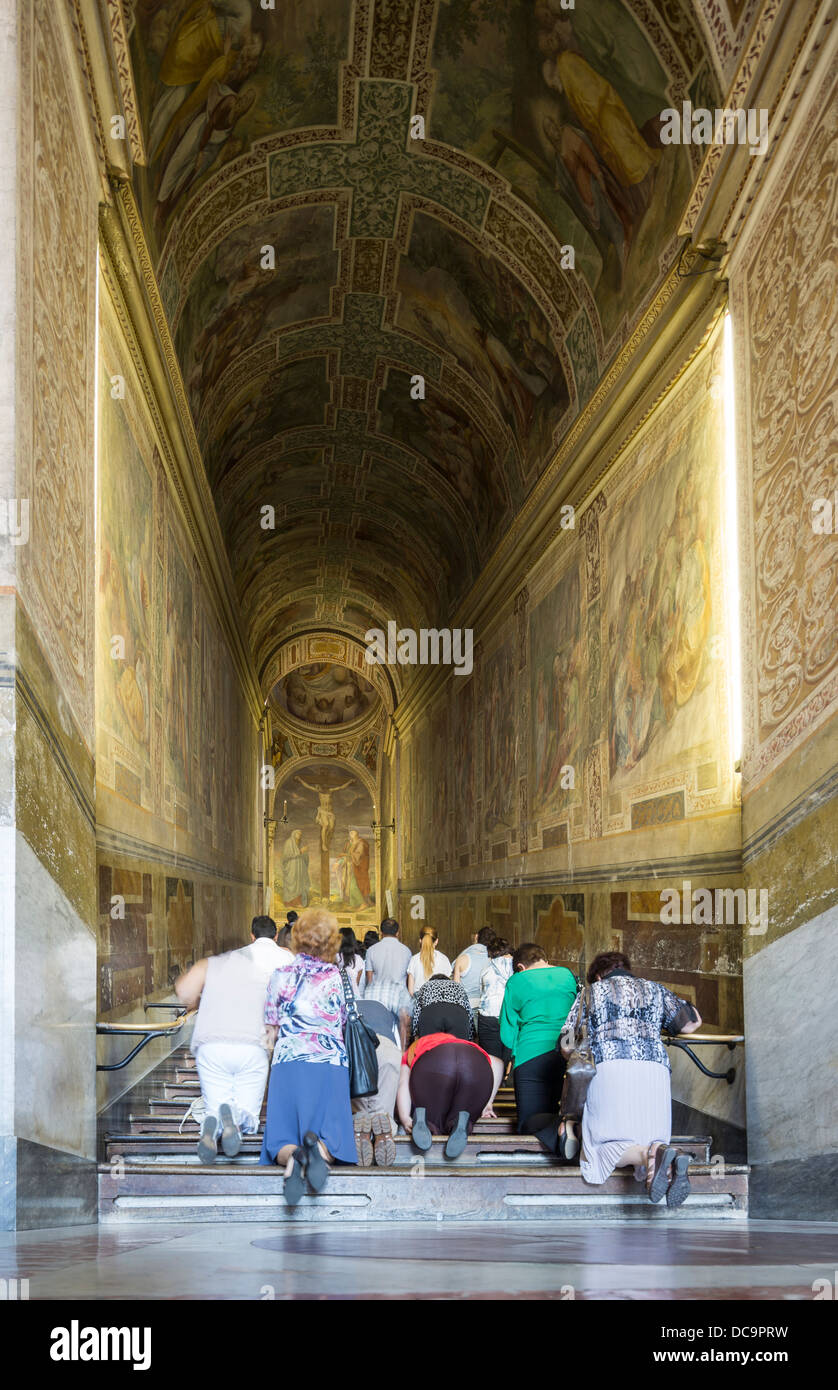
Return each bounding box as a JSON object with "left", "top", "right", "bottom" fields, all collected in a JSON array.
[
  {"left": 302, "top": 1131, "right": 329, "bottom": 1192},
  {"left": 218, "top": 1103, "right": 242, "bottom": 1158},
  {"left": 648, "top": 1144, "right": 677, "bottom": 1203},
  {"left": 284, "top": 1147, "right": 308, "bottom": 1206},
  {"left": 197, "top": 1116, "right": 217, "bottom": 1165},
  {"left": 444, "top": 1111, "right": 470, "bottom": 1159},
  {"left": 411, "top": 1107, "right": 432, "bottom": 1152},
  {"left": 666, "top": 1153, "right": 692, "bottom": 1208}
]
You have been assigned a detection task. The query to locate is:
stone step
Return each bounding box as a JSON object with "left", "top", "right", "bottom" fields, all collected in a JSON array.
[
  {"left": 98, "top": 1161, "right": 748, "bottom": 1224},
  {"left": 105, "top": 1130, "right": 714, "bottom": 1166},
  {"left": 142, "top": 1100, "right": 520, "bottom": 1134}
]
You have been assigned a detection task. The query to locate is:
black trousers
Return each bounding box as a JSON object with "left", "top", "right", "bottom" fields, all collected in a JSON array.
[
  {"left": 410, "top": 1043, "right": 493, "bottom": 1134},
  {"left": 513, "top": 1049, "right": 566, "bottom": 1133}
]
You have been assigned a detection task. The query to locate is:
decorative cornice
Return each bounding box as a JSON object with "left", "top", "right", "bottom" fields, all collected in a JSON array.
[
  {"left": 401, "top": 846, "right": 744, "bottom": 895},
  {"left": 742, "top": 764, "right": 838, "bottom": 865},
  {"left": 96, "top": 826, "right": 260, "bottom": 887}
]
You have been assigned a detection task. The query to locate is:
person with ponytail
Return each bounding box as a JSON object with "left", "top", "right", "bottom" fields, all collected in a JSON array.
[
  {"left": 335, "top": 927, "right": 364, "bottom": 996},
  {"left": 407, "top": 926, "right": 452, "bottom": 996}
]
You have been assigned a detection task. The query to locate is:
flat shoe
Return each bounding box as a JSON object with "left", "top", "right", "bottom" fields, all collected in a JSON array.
[
  {"left": 303, "top": 1131, "right": 329, "bottom": 1192},
  {"left": 218, "top": 1103, "right": 242, "bottom": 1158},
  {"left": 558, "top": 1121, "right": 579, "bottom": 1162},
  {"left": 283, "top": 1148, "right": 308, "bottom": 1206},
  {"left": 411, "top": 1107, "right": 432, "bottom": 1152},
  {"left": 444, "top": 1110, "right": 471, "bottom": 1159},
  {"left": 666, "top": 1153, "right": 692, "bottom": 1208},
  {"left": 197, "top": 1116, "right": 217, "bottom": 1165},
  {"left": 648, "top": 1144, "right": 677, "bottom": 1203}
]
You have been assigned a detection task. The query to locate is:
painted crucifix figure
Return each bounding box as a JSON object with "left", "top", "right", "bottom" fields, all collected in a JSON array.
[{"left": 295, "top": 773, "right": 354, "bottom": 898}]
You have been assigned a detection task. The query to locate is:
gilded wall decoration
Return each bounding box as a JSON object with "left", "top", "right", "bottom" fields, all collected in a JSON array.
[
  {"left": 95, "top": 280, "right": 261, "bottom": 1016},
  {"left": 483, "top": 635, "right": 517, "bottom": 835},
  {"left": 733, "top": 60, "right": 838, "bottom": 787},
  {"left": 19, "top": 0, "right": 98, "bottom": 744},
  {"left": 600, "top": 329, "right": 729, "bottom": 821},
  {"left": 529, "top": 555, "right": 587, "bottom": 825}
]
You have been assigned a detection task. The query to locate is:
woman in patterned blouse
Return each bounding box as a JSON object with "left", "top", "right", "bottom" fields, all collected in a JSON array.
[
  {"left": 260, "top": 907, "right": 357, "bottom": 1204},
  {"left": 560, "top": 952, "right": 701, "bottom": 1207}
]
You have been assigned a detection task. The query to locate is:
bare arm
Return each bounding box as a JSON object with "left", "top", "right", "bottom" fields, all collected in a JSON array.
[
  {"left": 453, "top": 952, "right": 469, "bottom": 983},
  {"left": 175, "top": 958, "right": 208, "bottom": 1010},
  {"left": 679, "top": 1008, "right": 702, "bottom": 1034},
  {"left": 396, "top": 1064, "right": 413, "bottom": 1131},
  {"left": 295, "top": 775, "right": 320, "bottom": 793}
]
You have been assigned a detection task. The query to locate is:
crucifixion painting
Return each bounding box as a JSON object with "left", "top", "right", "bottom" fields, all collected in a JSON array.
[{"left": 294, "top": 773, "right": 354, "bottom": 853}]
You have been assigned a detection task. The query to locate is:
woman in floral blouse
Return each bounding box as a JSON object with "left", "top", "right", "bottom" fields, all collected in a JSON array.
[
  {"left": 560, "top": 952, "right": 701, "bottom": 1207},
  {"left": 260, "top": 907, "right": 357, "bottom": 1204}
]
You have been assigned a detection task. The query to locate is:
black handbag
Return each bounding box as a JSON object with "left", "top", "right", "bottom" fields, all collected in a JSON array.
[
  {"left": 339, "top": 967, "right": 380, "bottom": 1098},
  {"left": 559, "top": 985, "right": 597, "bottom": 1120}
]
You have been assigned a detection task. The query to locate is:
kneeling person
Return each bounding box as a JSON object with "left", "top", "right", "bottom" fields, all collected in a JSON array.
[
  {"left": 396, "top": 1032, "right": 493, "bottom": 1160},
  {"left": 175, "top": 916, "right": 292, "bottom": 1164}
]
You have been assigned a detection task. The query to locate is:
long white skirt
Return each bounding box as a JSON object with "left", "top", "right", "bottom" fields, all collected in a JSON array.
[{"left": 580, "top": 1058, "right": 671, "bottom": 1185}]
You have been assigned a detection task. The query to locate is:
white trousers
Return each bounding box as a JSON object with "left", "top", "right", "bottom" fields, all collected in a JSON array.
[{"left": 194, "top": 1043, "right": 269, "bottom": 1135}]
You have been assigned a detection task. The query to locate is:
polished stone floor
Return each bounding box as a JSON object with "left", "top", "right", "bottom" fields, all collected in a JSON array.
[{"left": 0, "top": 1220, "right": 835, "bottom": 1299}]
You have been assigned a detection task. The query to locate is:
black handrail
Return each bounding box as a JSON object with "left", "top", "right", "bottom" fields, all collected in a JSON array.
[
  {"left": 96, "top": 1008, "right": 195, "bottom": 1072},
  {"left": 663, "top": 1032, "right": 743, "bottom": 1085}
]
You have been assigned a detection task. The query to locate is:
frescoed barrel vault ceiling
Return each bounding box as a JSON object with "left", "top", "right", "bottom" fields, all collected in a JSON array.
[{"left": 125, "top": 0, "right": 734, "bottom": 679}]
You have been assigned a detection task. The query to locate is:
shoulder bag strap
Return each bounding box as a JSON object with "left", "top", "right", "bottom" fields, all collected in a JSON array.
[{"left": 339, "top": 964, "right": 360, "bottom": 1021}]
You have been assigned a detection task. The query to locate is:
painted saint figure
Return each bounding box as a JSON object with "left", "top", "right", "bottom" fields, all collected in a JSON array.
[
  {"left": 281, "top": 829, "right": 310, "bottom": 907},
  {"left": 344, "top": 828, "right": 371, "bottom": 909}
]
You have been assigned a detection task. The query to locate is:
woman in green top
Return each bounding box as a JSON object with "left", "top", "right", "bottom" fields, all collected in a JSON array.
[{"left": 499, "top": 942, "right": 579, "bottom": 1138}]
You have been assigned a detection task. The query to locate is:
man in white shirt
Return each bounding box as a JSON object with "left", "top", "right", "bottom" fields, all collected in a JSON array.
[{"left": 175, "top": 916, "right": 293, "bottom": 1164}]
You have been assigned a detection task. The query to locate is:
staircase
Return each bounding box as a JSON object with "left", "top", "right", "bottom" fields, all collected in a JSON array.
[{"left": 99, "top": 1046, "right": 748, "bottom": 1223}]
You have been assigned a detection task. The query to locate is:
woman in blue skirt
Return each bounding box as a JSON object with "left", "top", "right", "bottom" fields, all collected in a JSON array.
[{"left": 260, "top": 907, "right": 356, "bottom": 1204}]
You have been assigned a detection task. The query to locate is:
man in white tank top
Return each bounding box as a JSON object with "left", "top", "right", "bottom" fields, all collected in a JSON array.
[{"left": 175, "top": 916, "right": 293, "bottom": 1164}]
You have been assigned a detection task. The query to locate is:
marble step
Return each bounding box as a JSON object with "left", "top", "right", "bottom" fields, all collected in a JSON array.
[
  {"left": 142, "top": 1099, "right": 520, "bottom": 1134},
  {"left": 98, "top": 1162, "right": 748, "bottom": 1224},
  {"left": 105, "top": 1130, "right": 714, "bottom": 1165}
]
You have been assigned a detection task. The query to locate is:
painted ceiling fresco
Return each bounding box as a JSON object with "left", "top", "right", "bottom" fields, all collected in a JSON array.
[
  {"left": 272, "top": 662, "right": 380, "bottom": 728},
  {"left": 126, "top": 0, "right": 724, "bottom": 678}
]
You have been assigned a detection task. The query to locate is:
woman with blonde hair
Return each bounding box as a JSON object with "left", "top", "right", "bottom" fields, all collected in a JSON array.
[
  {"left": 407, "top": 926, "right": 452, "bottom": 996},
  {"left": 260, "top": 907, "right": 357, "bottom": 1204}
]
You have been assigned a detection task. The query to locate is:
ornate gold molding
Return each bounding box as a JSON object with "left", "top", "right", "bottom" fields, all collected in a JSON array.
[{"left": 103, "top": 0, "right": 146, "bottom": 167}]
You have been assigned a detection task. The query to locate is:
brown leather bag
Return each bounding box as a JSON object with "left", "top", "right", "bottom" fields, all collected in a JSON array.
[{"left": 560, "top": 986, "right": 596, "bottom": 1119}]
